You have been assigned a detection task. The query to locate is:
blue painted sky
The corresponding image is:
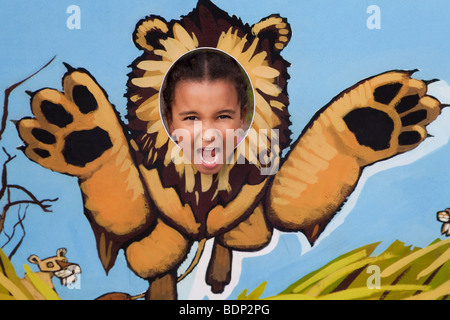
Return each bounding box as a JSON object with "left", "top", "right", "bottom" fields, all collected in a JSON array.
[{"left": 1, "top": 0, "right": 450, "bottom": 300}]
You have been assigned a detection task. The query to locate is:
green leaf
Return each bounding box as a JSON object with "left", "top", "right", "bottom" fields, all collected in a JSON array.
[
  {"left": 0, "top": 248, "right": 33, "bottom": 299},
  {"left": 317, "top": 284, "right": 430, "bottom": 300},
  {"left": 238, "top": 239, "right": 450, "bottom": 300},
  {"left": 0, "top": 293, "right": 15, "bottom": 300},
  {"left": 236, "top": 289, "right": 248, "bottom": 300},
  {"left": 23, "top": 264, "right": 60, "bottom": 300},
  {"left": 306, "top": 253, "right": 396, "bottom": 297},
  {"left": 245, "top": 282, "right": 267, "bottom": 300},
  {"left": 292, "top": 246, "right": 375, "bottom": 294},
  {"left": 0, "top": 271, "right": 29, "bottom": 300}
]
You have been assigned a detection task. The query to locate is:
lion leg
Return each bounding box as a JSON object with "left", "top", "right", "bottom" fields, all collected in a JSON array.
[
  {"left": 125, "top": 219, "right": 191, "bottom": 300},
  {"left": 206, "top": 240, "right": 232, "bottom": 294},
  {"left": 145, "top": 271, "right": 178, "bottom": 300},
  {"left": 207, "top": 204, "right": 273, "bottom": 293},
  {"left": 266, "top": 70, "right": 443, "bottom": 244}
]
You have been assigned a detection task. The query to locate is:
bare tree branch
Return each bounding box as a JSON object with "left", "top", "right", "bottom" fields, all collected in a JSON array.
[
  {"left": 0, "top": 147, "right": 58, "bottom": 235},
  {"left": 0, "top": 147, "right": 16, "bottom": 200},
  {"left": 0, "top": 198, "right": 57, "bottom": 232},
  {"left": 7, "top": 205, "right": 27, "bottom": 259},
  {"left": 1, "top": 205, "right": 27, "bottom": 249},
  {"left": 0, "top": 55, "right": 56, "bottom": 141},
  {"left": 7, "top": 184, "right": 58, "bottom": 208}
]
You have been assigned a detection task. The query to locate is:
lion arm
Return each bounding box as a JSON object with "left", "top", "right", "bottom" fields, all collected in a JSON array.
[
  {"left": 265, "top": 70, "right": 443, "bottom": 245},
  {"left": 78, "top": 143, "right": 154, "bottom": 273},
  {"left": 17, "top": 66, "right": 155, "bottom": 272},
  {"left": 265, "top": 115, "right": 362, "bottom": 244}
]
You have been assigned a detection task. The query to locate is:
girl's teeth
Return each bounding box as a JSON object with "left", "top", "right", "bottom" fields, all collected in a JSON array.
[{"left": 201, "top": 148, "right": 219, "bottom": 167}]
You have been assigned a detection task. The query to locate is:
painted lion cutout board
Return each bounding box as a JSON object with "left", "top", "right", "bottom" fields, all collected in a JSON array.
[{"left": 2, "top": 0, "right": 450, "bottom": 306}]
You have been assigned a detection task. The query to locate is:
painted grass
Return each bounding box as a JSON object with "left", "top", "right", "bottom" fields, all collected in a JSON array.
[
  {"left": 0, "top": 248, "right": 59, "bottom": 300},
  {"left": 238, "top": 238, "right": 450, "bottom": 300}
]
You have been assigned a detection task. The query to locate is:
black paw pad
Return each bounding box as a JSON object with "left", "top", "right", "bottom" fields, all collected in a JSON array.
[
  {"left": 344, "top": 107, "right": 394, "bottom": 151},
  {"left": 395, "top": 95, "right": 420, "bottom": 113},
  {"left": 398, "top": 131, "right": 421, "bottom": 146},
  {"left": 41, "top": 101, "right": 73, "bottom": 128},
  {"left": 401, "top": 110, "right": 427, "bottom": 126},
  {"left": 31, "top": 128, "right": 56, "bottom": 144},
  {"left": 63, "top": 127, "right": 113, "bottom": 167},
  {"left": 72, "top": 85, "right": 98, "bottom": 114},
  {"left": 373, "top": 83, "right": 403, "bottom": 105},
  {"left": 33, "top": 148, "right": 50, "bottom": 158}
]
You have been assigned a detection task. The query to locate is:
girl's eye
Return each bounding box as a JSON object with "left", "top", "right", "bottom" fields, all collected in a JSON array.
[
  {"left": 218, "top": 115, "right": 231, "bottom": 119},
  {"left": 184, "top": 116, "right": 198, "bottom": 121}
]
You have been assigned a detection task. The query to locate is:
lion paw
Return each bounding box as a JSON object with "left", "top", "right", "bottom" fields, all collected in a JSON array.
[
  {"left": 326, "top": 70, "right": 443, "bottom": 165},
  {"left": 17, "top": 65, "right": 127, "bottom": 177}
]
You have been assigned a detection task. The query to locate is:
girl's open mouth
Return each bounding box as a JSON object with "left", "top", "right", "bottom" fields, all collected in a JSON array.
[{"left": 200, "top": 147, "right": 220, "bottom": 168}]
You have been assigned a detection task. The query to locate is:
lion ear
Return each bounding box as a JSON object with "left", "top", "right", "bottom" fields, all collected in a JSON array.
[
  {"left": 251, "top": 14, "right": 292, "bottom": 52},
  {"left": 28, "top": 255, "right": 40, "bottom": 265},
  {"left": 133, "top": 15, "right": 170, "bottom": 53},
  {"left": 56, "top": 248, "right": 67, "bottom": 258}
]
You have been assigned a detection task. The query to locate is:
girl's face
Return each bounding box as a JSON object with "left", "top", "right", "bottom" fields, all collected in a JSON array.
[{"left": 168, "top": 79, "right": 246, "bottom": 174}]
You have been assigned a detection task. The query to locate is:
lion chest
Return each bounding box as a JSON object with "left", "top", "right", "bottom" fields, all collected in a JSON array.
[{"left": 139, "top": 167, "right": 268, "bottom": 239}]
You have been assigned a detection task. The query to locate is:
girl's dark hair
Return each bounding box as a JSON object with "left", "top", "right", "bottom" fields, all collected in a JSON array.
[{"left": 162, "top": 49, "right": 249, "bottom": 115}]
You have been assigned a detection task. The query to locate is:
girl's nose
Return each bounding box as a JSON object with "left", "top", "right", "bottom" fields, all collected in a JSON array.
[
  {"left": 201, "top": 121, "right": 218, "bottom": 142},
  {"left": 202, "top": 127, "right": 217, "bottom": 142}
]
